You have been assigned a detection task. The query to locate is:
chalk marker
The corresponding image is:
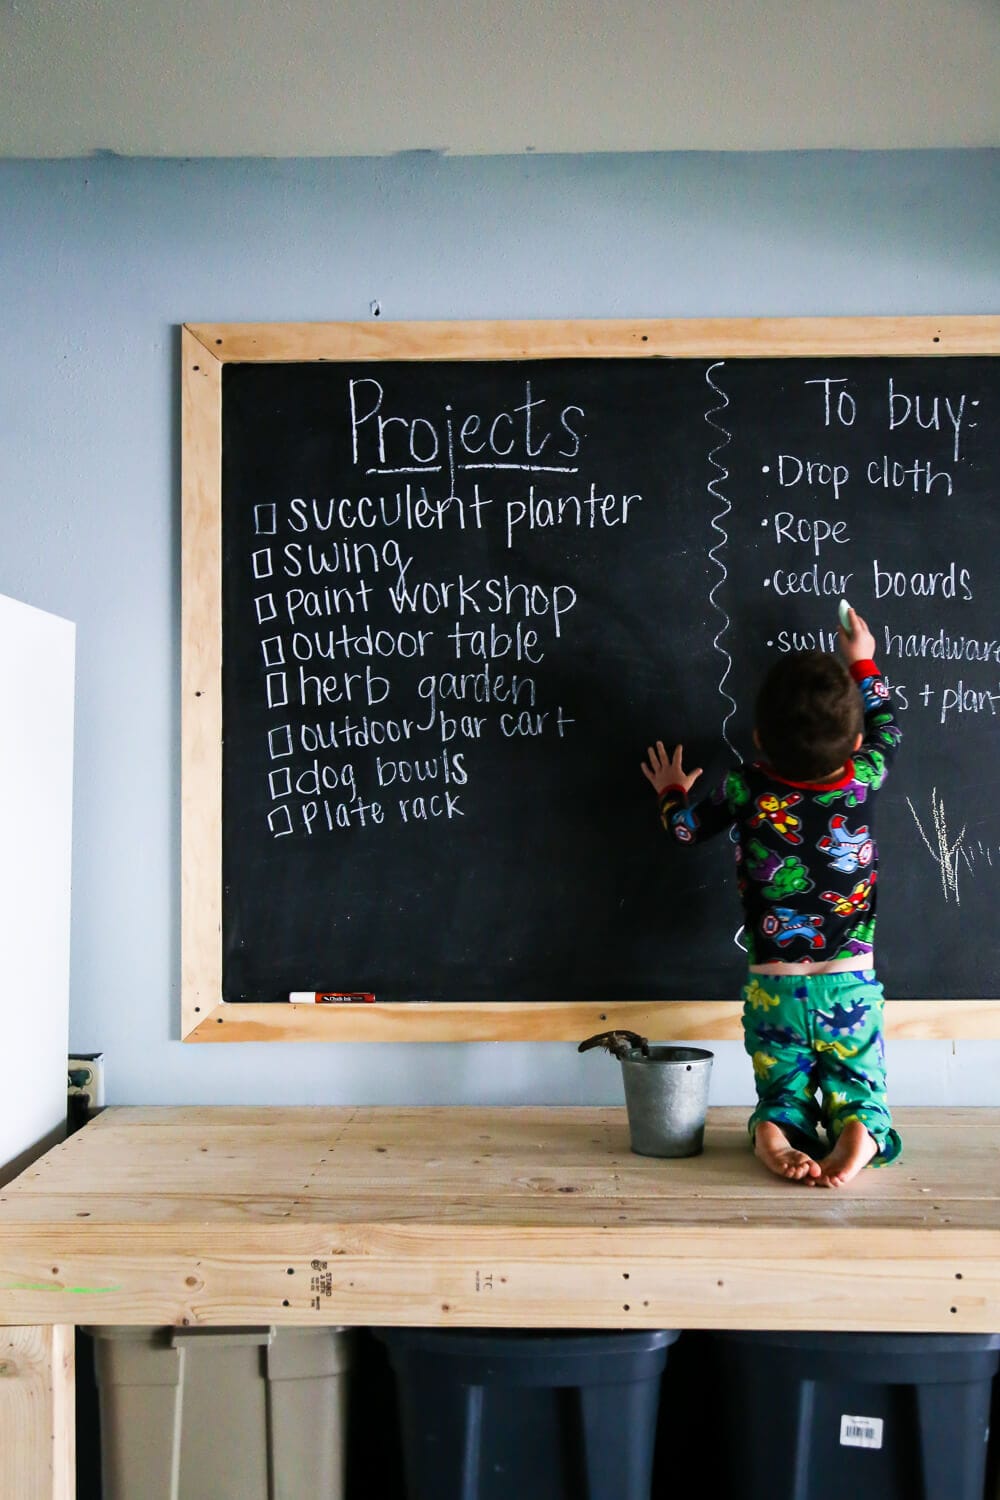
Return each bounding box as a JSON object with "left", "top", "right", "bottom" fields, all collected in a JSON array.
[
  {"left": 838, "top": 597, "right": 853, "bottom": 635},
  {"left": 289, "top": 991, "right": 376, "bottom": 1004}
]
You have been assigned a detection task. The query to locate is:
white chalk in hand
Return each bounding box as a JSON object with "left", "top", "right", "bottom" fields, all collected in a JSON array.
[{"left": 838, "top": 598, "right": 853, "bottom": 635}]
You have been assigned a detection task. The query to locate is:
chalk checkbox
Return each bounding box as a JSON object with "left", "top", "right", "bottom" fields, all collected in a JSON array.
[
  {"left": 252, "top": 548, "right": 273, "bottom": 579},
  {"left": 268, "top": 725, "right": 293, "bottom": 759},
  {"left": 269, "top": 767, "right": 292, "bottom": 799},
  {"left": 266, "top": 671, "right": 289, "bottom": 708},
  {"left": 255, "top": 593, "right": 278, "bottom": 624},
  {"left": 254, "top": 503, "right": 278, "bottom": 535},
  {"left": 261, "top": 635, "right": 285, "bottom": 667},
  {"left": 268, "top": 805, "right": 293, "bottom": 838}
]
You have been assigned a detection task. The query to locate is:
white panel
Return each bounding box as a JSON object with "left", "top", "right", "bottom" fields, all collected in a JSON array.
[
  {"left": 1, "top": 0, "right": 998, "bottom": 157},
  {"left": 0, "top": 595, "right": 75, "bottom": 1180}
]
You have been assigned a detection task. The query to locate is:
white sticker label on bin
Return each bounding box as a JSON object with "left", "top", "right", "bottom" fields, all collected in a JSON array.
[{"left": 839, "top": 1414, "right": 883, "bottom": 1449}]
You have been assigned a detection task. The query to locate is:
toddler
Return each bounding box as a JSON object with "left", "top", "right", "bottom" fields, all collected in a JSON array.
[{"left": 643, "top": 607, "right": 902, "bottom": 1186}]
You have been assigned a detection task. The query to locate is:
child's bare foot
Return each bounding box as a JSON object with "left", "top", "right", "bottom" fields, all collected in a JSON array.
[
  {"left": 816, "top": 1118, "right": 878, "bottom": 1187},
  {"left": 754, "top": 1121, "right": 822, "bottom": 1183}
]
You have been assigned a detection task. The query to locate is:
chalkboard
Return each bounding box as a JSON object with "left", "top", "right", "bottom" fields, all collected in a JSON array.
[{"left": 181, "top": 319, "right": 1000, "bottom": 1041}]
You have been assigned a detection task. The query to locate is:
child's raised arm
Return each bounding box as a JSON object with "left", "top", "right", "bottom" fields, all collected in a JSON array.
[
  {"left": 643, "top": 742, "right": 737, "bottom": 845},
  {"left": 837, "top": 605, "right": 902, "bottom": 781}
]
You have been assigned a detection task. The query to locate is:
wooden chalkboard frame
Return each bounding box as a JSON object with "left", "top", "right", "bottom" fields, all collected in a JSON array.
[{"left": 181, "top": 316, "right": 1000, "bottom": 1043}]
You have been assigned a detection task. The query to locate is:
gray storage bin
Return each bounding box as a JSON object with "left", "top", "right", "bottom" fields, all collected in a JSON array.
[{"left": 85, "top": 1325, "right": 353, "bottom": 1500}]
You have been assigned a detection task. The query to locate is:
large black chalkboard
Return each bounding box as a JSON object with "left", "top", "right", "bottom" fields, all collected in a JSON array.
[{"left": 218, "top": 342, "right": 1000, "bottom": 1004}]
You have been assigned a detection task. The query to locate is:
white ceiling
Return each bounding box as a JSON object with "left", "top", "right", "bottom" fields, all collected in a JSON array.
[{"left": 2, "top": 0, "right": 999, "bottom": 158}]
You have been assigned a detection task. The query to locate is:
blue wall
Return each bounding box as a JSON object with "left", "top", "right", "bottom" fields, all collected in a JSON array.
[{"left": 2, "top": 150, "right": 998, "bottom": 1105}]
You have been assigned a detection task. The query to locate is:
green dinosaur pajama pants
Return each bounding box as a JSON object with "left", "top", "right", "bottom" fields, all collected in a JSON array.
[{"left": 740, "top": 970, "right": 902, "bottom": 1165}]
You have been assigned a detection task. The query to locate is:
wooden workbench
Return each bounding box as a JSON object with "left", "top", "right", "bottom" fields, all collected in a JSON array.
[{"left": 3, "top": 1104, "right": 1000, "bottom": 1497}]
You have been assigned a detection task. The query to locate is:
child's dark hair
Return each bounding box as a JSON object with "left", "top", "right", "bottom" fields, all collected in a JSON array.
[{"left": 754, "top": 651, "right": 862, "bottom": 781}]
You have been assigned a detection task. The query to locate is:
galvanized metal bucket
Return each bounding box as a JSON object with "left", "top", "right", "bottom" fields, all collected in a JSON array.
[{"left": 619, "top": 1045, "right": 714, "bottom": 1158}]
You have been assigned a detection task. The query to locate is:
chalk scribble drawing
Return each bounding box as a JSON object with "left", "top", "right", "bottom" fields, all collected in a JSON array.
[{"left": 906, "top": 789, "right": 968, "bottom": 904}]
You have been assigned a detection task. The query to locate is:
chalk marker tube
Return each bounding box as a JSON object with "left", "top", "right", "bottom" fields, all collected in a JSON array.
[{"left": 289, "top": 991, "right": 376, "bottom": 1004}]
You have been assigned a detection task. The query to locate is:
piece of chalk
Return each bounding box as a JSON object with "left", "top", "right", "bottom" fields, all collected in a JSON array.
[
  {"left": 289, "top": 991, "right": 376, "bottom": 1004},
  {"left": 838, "top": 598, "right": 853, "bottom": 634}
]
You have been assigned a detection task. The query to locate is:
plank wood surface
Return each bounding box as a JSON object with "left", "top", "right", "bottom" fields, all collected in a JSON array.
[
  {"left": 1, "top": 1107, "right": 999, "bottom": 1333},
  {"left": 0, "top": 1325, "right": 74, "bottom": 1500},
  {"left": 187, "top": 317, "right": 1000, "bottom": 363},
  {"left": 181, "top": 998, "right": 1000, "bottom": 1043}
]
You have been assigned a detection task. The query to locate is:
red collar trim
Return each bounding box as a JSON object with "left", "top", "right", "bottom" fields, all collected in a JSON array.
[{"left": 756, "top": 759, "right": 856, "bottom": 792}]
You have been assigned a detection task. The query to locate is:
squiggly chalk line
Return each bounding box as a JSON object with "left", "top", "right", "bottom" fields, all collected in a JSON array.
[
  {"left": 704, "top": 361, "right": 739, "bottom": 760},
  {"left": 705, "top": 363, "right": 747, "bottom": 954}
]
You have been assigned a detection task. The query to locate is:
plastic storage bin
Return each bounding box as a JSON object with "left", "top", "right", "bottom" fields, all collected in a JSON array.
[
  {"left": 85, "top": 1325, "right": 353, "bottom": 1500},
  {"left": 377, "top": 1326, "right": 679, "bottom": 1500},
  {"left": 711, "top": 1330, "right": 1000, "bottom": 1500}
]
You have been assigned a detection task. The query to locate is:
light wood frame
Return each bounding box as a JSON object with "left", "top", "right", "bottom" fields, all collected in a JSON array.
[{"left": 182, "top": 316, "right": 1000, "bottom": 1041}]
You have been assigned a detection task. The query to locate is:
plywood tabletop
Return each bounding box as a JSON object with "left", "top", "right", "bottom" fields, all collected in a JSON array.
[{"left": 1, "top": 1106, "right": 999, "bottom": 1331}]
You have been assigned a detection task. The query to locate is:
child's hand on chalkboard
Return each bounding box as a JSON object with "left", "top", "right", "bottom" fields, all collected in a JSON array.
[
  {"left": 838, "top": 606, "right": 876, "bottom": 665},
  {"left": 641, "top": 742, "right": 703, "bottom": 797}
]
